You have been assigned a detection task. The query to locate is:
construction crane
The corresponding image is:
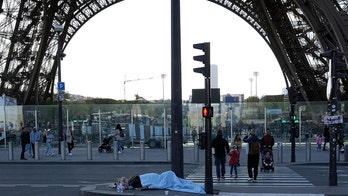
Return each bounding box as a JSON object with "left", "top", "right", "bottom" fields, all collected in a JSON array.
[{"left": 123, "top": 76, "right": 154, "bottom": 101}]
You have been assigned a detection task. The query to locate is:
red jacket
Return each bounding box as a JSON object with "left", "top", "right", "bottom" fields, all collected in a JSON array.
[{"left": 228, "top": 149, "right": 240, "bottom": 166}]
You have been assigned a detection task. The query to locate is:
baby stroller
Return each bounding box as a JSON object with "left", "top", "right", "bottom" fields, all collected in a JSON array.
[
  {"left": 98, "top": 136, "right": 114, "bottom": 153},
  {"left": 260, "top": 148, "right": 274, "bottom": 172}
]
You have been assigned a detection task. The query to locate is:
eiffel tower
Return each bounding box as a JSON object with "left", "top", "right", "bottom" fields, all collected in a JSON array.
[{"left": 0, "top": 0, "right": 347, "bottom": 104}]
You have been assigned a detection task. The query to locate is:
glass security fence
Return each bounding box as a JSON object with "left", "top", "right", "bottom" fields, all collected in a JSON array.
[{"left": 0, "top": 101, "right": 347, "bottom": 148}]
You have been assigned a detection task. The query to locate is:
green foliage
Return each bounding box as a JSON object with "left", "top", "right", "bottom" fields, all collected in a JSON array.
[
  {"left": 261, "top": 95, "right": 285, "bottom": 102},
  {"left": 245, "top": 96, "right": 260, "bottom": 102}
]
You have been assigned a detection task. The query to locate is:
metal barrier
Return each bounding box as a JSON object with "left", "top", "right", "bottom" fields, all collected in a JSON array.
[
  {"left": 34, "top": 141, "right": 39, "bottom": 160},
  {"left": 87, "top": 141, "right": 92, "bottom": 160},
  {"left": 167, "top": 140, "right": 171, "bottom": 161},
  {"left": 60, "top": 141, "right": 66, "bottom": 160},
  {"left": 113, "top": 142, "right": 118, "bottom": 160},
  {"left": 345, "top": 145, "right": 348, "bottom": 162},
  {"left": 277, "top": 142, "right": 283, "bottom": 163},
  {"left": 8, "top": 142, "right": 13, "bottom": 160},
  {"left": 194, "top": 141, "right": 199, "bottom": 162},
  {"left": 306, "top": 141, "right": 311, "bottom": 162},
  {"left": 140, "top": 141, "right": 145, "bottom": 160}
]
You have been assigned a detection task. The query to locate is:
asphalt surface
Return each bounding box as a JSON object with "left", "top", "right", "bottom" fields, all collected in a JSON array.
[{"left": 0, "top": 141, "right": 347, "bottom": 196}]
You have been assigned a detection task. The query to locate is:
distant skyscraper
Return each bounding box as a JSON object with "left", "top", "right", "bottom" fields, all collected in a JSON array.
[{"left": 211, "top": 64, "right": 218, "bottom": 88}]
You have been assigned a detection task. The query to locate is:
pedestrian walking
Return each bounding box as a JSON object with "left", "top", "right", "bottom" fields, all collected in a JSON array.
[
  {"left": 191, "top": 128, "right": 197, "bottom": 143},
  {"left": 261, "top": 128, "right": 275, "bottom": 151},
  {"left": 114, "top": 124, "right": 123, "bottom": 153},
  {"left": 316, "top": 134, "right": 323, "bottom": 151},
  {"left": 243, "top": 130, "right": 261, "bottom": 182},
  {"left": 228, "top": 145, "right": 240, "bottom": 178},
  {"left": 20, "top": 127, "right": 30, "bottom": 160},
  {"left": 30, "top": 127, "right": 40, "bottom": 158},
  {"left": 45, "top": 129, "right": 55, "bottom": 156},
  {"left": 212, "top": 129, "right": 229, "bottom": 181},
  {"left": 323, "top": 125, "right": 329, "bottom": 151},
  {"left": 25, "top": 128, "right": 32, "bottom": 155},
  {"left": 65, "top": 127, "right": 74, "bottom": 155}
]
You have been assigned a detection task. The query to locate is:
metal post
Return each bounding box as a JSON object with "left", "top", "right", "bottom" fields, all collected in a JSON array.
[
  {"left": 60, "top": 141, "right": 66, "bottom": 160},
  {"left": 344, "top": 145, "right": 348, "bottom": 162},
  {"left": 194, "top": 141, "right": 199, "bottom": 162},
  {"left": 305, "top": 141, "right": 311, "bottom": 162},
  {"left": 305, "top": 141, "right": 308, "bottom": 162},
  {"left": 202, "top": 43, "right": 213, "bottom": 194},
  {"left": 167, "top": 140, "right": 171, "bottom": 161},
  {"left": 140, "top": 141, "right": 145, "bottom": 160},
  {"left": 113, "top": 141, "right": 118, "bottom": 160},
  {"left": 8, "top": 141, "right": 13, "bottom": 160},
  {"left": 87, "top": 141, "right": 92, "bottom": 160},
  {"left": 34, "top": 141, "right": 39, "bottom": 160},
  {"left": 277, "top": 142, "right": 283, "bottom": 163},
  {"left": 290, "top": 104, "right": 296, "bottom": 162},
  {"left": 55, "top": 25, "right": 64, "bottom": 155},
  {"left": 171, "top": 0, "right": 184, "bottom": 179}
]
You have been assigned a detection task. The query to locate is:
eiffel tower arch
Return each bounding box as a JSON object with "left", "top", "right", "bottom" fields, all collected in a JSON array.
[{"left": 0, "top": 0, "right": 347, "bottom": 104}]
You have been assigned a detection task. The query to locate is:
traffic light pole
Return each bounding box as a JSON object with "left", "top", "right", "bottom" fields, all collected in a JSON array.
[
  {"left": 204, "top": 73, "right": 213, "bottom": 194},
  {"left": 290, "top": 104, "right": 296, "bottom": 162},
  {"left": 321, "top": 49, "right": 345, "bottom": 186},
  {"left": 329, "top": 55, "right": 338, "bottom": 186},
  {"left": 192, "top": 42, "right": 213, "bottom": 194}
]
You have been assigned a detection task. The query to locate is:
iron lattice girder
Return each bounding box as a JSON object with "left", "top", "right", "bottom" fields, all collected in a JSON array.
[{"left": 1, "top": 0, "right": 348, "bottom": 104}]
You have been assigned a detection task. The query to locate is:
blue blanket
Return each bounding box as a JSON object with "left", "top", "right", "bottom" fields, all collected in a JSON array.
[{"left": 139, "top": 171, "right": 205, "bottom": 194}]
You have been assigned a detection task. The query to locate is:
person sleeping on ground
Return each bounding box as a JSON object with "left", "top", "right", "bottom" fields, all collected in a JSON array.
[{"left": 114, "top": 170, "right": 205, "bottom": 194}]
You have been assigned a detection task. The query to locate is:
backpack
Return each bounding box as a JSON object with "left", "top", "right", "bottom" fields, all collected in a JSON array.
[
  {"left": 119, "top": 129, "right": 124, "bottom": 137},
  {"left": 250, "top": 140, "right": 260, "bottom": 154}
]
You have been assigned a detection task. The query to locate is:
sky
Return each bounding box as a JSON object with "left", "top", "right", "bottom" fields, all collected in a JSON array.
[{"left": 62, "top": 0, "right": 286, "bottom": 101}]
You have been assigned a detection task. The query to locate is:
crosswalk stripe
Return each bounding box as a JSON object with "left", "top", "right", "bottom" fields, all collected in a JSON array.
[{"left": 186, "top": 166, "right": 314, "bottom": 187}]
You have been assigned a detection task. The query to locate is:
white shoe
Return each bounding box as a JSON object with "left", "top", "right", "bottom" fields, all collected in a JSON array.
[
  {"left": 248, "top": 178, "right": 253, "bottom": 182},
  {"left": 118, "top": 151, "right": 122, "bottom": 154},
  {"left": 69, "top": 153, "right": 72, "bottom": 155}
]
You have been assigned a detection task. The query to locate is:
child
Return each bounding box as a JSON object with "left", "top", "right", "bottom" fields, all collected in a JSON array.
[
  {"left": 229, "top": 145, "right": 240, "bottom": 178},
  {"left": 262, "top": 150, "right": 273, "bottom": 167}
]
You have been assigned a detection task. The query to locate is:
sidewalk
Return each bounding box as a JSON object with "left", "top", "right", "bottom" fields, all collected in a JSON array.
[{"left": 1, "top": 142, "right": 347, "bottom": 196}]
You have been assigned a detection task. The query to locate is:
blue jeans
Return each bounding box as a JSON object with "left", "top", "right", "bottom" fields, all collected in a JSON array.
[
  {"left": 214, "top": 156, "right": 226, "bottom": 178},
  {"left": 117, "top": 140, "right": 122, "bottom": 152},
  {"left": 25, "top": 143, "right": 31, "bottom": 154},
  {"left": 46, "top": 142, "right": 53, "bottom": 155},
  {"left": 230, "top": 165, "right": 238, "bottom": 176}
]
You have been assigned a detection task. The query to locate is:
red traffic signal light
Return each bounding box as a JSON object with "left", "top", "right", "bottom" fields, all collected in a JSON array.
[{"left": 202, "top": 106, "right": 213, "bottom": 118}]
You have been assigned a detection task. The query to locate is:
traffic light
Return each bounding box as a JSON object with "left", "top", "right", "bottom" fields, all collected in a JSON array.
[
  {"left": 202, "top": 106, "right": 213, "bottom": 118},
  {"left": 321, "top": 49, "right": 346, "bottom": 79},
  {"left": 295, "top": 126, "right": 299, "bottom": 138},
  {"left": 198, "top": 132, "right": 206, "bottom": 150},
  {"left": 287, "top": 86, "right": 300, "bottom": 104},
  {"left": 193, "top": 42, "right": 210, "bottom": 77},
  {"left": 292, "top": 115, "right": 299, "bottom": 123}
]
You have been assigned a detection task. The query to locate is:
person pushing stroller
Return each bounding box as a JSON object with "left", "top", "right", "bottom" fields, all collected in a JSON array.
[
  {"left": 261, "top": 129, "right": 275, "bottom": 151},
  {"left": 260, "top": 129, "right": 275, "bottom": 172},
  {"left": 98, "top": 136, "right": 114, "bottom": 153}
]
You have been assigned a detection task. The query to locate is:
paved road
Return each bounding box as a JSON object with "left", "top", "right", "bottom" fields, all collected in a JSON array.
[{"left": 0, "top": 142, "right": 347, "bottom": 195}]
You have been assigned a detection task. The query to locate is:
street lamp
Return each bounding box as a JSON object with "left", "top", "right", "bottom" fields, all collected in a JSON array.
[
  {"left": 54, "top": 23, "right": 64, "bottom": 154},
  {"left": 161, "top": 74, "right": 166, "bottom": 148},
  {"left": 253, "top": 71, "right": 259, "bottom": 97},
  {"left": 249, "top": 78, "right": 253, "bottom": 97}
]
